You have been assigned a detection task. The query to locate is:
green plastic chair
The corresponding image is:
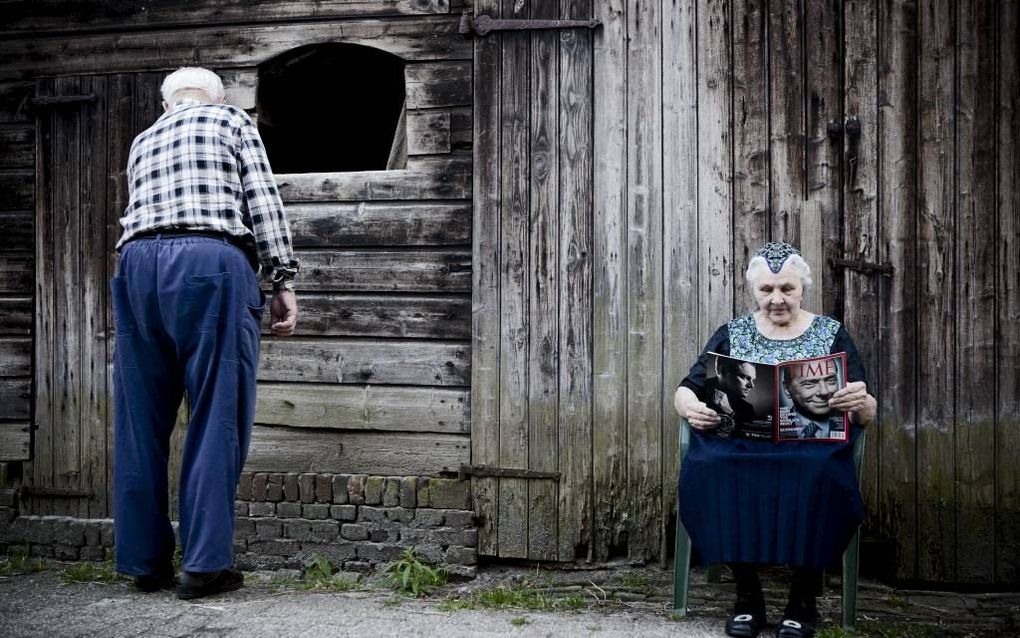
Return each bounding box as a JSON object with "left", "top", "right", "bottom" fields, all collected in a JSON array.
[{"left": 672, "top": 419, "right": 867, "bottom": 631}]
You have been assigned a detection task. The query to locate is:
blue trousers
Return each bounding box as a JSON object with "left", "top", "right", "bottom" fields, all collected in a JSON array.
[{"left": 111, "top": 235, "right": 263, "bottom": 575}]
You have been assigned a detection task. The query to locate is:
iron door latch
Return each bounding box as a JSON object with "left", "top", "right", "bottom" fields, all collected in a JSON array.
[{"left": 460, "top": 12, "right": 601, "bottom": 37}]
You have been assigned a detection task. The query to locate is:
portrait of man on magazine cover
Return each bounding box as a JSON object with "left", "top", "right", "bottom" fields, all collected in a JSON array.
[{"left": 777, "top": 354, "right": 848, "bottom": 441}]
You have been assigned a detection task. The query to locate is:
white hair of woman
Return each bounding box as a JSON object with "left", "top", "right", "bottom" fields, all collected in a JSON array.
[
  {"left": 160, "top": 67, "right": 225, "bottom": 104},
  {"left": 745, "top": 253, "right": 813, "bottom": 291}
]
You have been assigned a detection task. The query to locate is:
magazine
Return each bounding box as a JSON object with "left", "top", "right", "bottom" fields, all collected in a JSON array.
[{"left": 702, "top": 352, "right": 849, "bottom": 442}]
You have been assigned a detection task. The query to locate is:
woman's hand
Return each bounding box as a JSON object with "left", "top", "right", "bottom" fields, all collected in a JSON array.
[
  {"left": 829, "top": 381, "right": 877, "bottom": 426},
  {"left": 674, "top": 386, "right": 721, "bottom": 430}
]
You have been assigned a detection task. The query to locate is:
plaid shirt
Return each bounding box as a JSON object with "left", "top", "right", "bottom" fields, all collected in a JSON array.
[{"left": 117, "top": 98, "right": 298, "bottom": 282}]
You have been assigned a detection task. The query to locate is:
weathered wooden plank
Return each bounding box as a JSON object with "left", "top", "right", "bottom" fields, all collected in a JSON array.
[
  {"left": 0, "top": 254, "right": 31, "bottom": 292},
  {"left": 294, "top": 248, "right": 471, "bottom": 292},
  {"left": 51, "top": 75, "right": 83, "bottom": 512},
  {"left": 0, "top": 0, "right": 453, "bottom": 35},
  {"left": 0, "top": 170, "right": 33, "bottom": 210},
  {"left": 876, "top": 0, "right": 919, "bottom": 581},
  {"left": 0, "top": 297, "right": 32, "bottom": 335},
  {"left": 0, "top": 125, "right": 33, "bottom": 170},
  {"left": 626, "top": 0, "right": 663, "bottom": 563},
  {"left": 731, "top": 0, "right": 770, "bottom": 309},
  {"left": 287, "top": 201, "right": 470, "bottom": 247},
  {"left": 275, "top": 293, "right": 470, "bottom": 339},
  {"left": 258, "top": 339, "right": 470, "bottom": 386},
  {"left": 470, "top": 0, "right": 501, "bottom": 558},
  {"left": 406, "top": 61, "right": 472, "bottom": 109},
  {"left": 661, "top": 0, "right": 700, "bottom": 564},
  {"left": 0, "top": 337, "right": 31, "bottom": 376},
  {"left": 525, "top": 0, "right": 559, "bottom": 562},
  {"left": 449, "top": 107, "right": 472, "bottom": 150},
  {"left": 219, "top": 68, "right": 258, "bottom": 111},
  {"left": 0, "top": 17, "right": 472, "bottom": 82},
  {"left": 952, "top": 0, "right": 998, "bottom": 584},
  {"left": 255, "top": 383, "right": 469, "bottom": 433},
  {"left": 0, "top": 212, "right": 32, "bottom": 252},
  {"left": 769, "top": 0, "right": 804, "bottom": 243},
  {"left": 0, "top": 378, "right": 30, "bottom": 419},
  {"left": 80, "top": 74, "right": 110, "bottom": 519},
  {"left": 916, "top": 0, "right": 956, "bottom": 583},
  {"left": 805, "top": 0, "right": 843, "bottom": 317},
  {"left": 0, "top": 421, "right": 30, "bottom": 461},
  {"left": 843, "top": 0, "right": 881, "bottom": 537},
  {"left": 591, "top": 0, "right": 627, "bottom": 563},
  {"left": 406, "top": 110, "right": 452, "bottom": 156},
  {"left": 0, "top": 82, "right": 32, "bottom": 123},
  {"left": 245, "top": 427, "right": 469, "bottom": 475},
  {"left": 277, "top": 158, "right": 471, "bottom": 202},
  {"left": 996, "top": 0, "right": 1020, "bottom": 586},
  {"left": 799, "top": 201, "right": 824, "bottom": 313},
  {"left": 496, "top": 0, "right": 530, "bottom": 560},
  {"left": 557, "top": 0, "right": 594, "bottom": 563}
]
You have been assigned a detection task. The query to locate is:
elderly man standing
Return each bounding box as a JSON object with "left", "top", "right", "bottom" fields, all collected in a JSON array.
[{"left": 111, "top": 67, "right": 298, "bottom": 599}]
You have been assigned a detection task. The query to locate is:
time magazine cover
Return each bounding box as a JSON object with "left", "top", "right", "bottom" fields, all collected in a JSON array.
[{"left": 704, "top": 352, "right": 849, "bottom": 442}]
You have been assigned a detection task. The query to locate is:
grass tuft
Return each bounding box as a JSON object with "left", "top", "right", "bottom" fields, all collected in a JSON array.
[
  {"left": 383, "top": 548, "right": 447, "bottom": 597},
  {"left": 0, "top": 547, "right": 48, "bottom": 576},
  {"left": 438, "top": 585, "right": 586, "bottom": 612}
]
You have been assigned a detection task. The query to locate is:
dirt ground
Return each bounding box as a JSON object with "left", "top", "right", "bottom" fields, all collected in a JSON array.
[{"left": 1, "top": 559, "right": 1018, "bottom": 637}]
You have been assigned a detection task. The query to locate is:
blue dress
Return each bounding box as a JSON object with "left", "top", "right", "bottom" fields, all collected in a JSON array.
[{"left": 678, "top": 314, "right": 866, "bottom": 569}]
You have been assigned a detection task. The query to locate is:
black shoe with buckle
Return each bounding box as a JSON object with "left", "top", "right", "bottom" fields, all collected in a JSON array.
[
  {"left": 176, "top": 568, "right": 244, "bottom": 600},
  {"left": 775, "top": 617, "right": 816, "bottom": 638},
  {"left": 133, "top": 568, "right": 177, "bottom": 593}
]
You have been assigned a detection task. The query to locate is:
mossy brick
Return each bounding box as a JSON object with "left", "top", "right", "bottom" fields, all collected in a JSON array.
[
  {"left": 277, "top": 502, "right": 303, "bottom": 518},
  {"left": 347, "top": 475, "right": 366, "bottom": 505},
  {"left": 54, "top": 545, "right": 80, "bottom": 560},
  {"left": 315, "top": 475, "right": 333, "bottom": 503},
  {"left": 382, "top": 477, "right": 401, "bottom": 507},
  {"left": 299, "top": 474, "right": 316, "bottom": 503},
  {"left": 56, "top": 519, "right": 85, "bottom": 546},
  {"left": 416, "top": 477, "right": 431, "bottom": 507},
  {"left": 383, "top": 507, "right": 413, "bottom": 524},
  {"left": 255, "top": 519, "right": 282, "bottom": 540},
  {"left": 445, "top": 564, "right": 477, "bottom": 579},
  {"left": 427, "top": 479, "right": 470, "bottom": 510},
  {"left": 248, "top": 539, "right": 300, "bottom": 557},
  {"left": 369, "top": 528, "right": 389, "bottom": 542},
  {"left": 236, "top": 472, "right": 253, "bottom": 501},
  {"left": 31, "top": 516, "right": 57, "bottom": 544},
  {"left": 443, "top": 510, "right": 475, "bottom": 528},
  {"left": 413, "top": 510, "right": 444, "bottom": 528},
  {"left": 358, "top": 506, "right": 385, "bottom": 523},
  {"left": 235, "top": 517, "right": 256, "bottom": 538},
  {"left": 332, "top": 475, "right": 349, "bottom": 504},
  {"left": 341, "top": 523, "right": 369, "bottom": 541},
  {"left": 283, "top": 521, "right": 312, "bottom": 542},
  {"left": 236, "top": 552, "right": 288, "bottom": 571},
  {"left": 2, "top": 515, "right": 29, "bottom": 542},
  {"left": 302, "top": 503, "right": 330, "bottom": 520},
  {"left": 355, "top": 542, "right": 403, "bottom": 562},
  {"left": 413, "top": 543, "right": 444, "bottom": 564},
  {"left": 266, "top": 474, "right": 285, "bottom": 502},
  {"left": 235, "top": 501, "right": 249, "bottom": 517},
  {"left": 343, "top": 560, "right": 373, "bottom": 573},
  {"left": 249, "top": 502, "right": 276, "bottom": 517},
  {"left": 251, "top": 473, "right": 269, "bottom": 501},
  {"left": 400, "top": 477, "right": 417, "bottom": 508},
  {"left": 296, "top": 542, "right": 356, "bottom": 565},
  {"left": 330, "top": 505, "right": 357, "bottom": 521},
  {"left": 445, "top": 545, "right": 477, "bottom": 565},
  {"left": 364, "top": 477, "right": 384, "bottom": 505},
  {"left": 307, "top": 521, "right": 340, "bottom": 543},
  {"left": 84, "top": 522, "right": 102, "bottom": 547},
  {"left": 80, "top": 546, "right": 105, "bottom": 561},
  {"left": 100, "top": 520, "right": 114, "bottom": 547},
  {"left": 283, "top": 473, "right": 300, "bottom": 501}
]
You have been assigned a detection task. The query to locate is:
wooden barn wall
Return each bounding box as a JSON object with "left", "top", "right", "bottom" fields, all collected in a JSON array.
[
  {"left": 473, "top": 0, "right": 1019, "bottom": 585},
  {"left": 0, "top": 1, "right": 474, "bottom": 517}
]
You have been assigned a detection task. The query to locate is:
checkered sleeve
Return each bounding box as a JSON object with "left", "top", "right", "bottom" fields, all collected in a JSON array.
[{"left": 235, "top": 113, "right": 298, "bottom": 283}]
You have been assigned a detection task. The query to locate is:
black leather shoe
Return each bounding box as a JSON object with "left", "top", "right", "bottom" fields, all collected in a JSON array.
[
  {"left": 776, "top": 618, "right": 816, "bottom": 638},
  {"left": 176, "top": 568, "right": 244, "bottom": 600},
  {"left": 133, "top": 568, "right": 176, "bottom": 593},
  {"left": 725, "top": 612, "right": 765, "bottom": 638}
]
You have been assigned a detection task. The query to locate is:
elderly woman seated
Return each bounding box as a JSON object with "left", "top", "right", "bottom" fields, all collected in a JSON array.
[{"left": 673, "top": 242, "right": 876, "bottom": 638}]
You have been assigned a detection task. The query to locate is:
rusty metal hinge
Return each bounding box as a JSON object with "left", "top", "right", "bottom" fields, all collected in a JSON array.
[
  {"left": 829, "top": 257, "right": 893, "bottom": 277},
  {"left": 460, "top": 12, "right": 601, "bottom": 37},
  {"left": 458, "top": 464, "right": 560, "bottom": 480}
]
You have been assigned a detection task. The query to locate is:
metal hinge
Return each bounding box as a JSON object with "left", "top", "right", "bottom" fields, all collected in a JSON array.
[
  {"left": 460, "top": 12, "right": 601, "bottom": 37},
  {"left": 458, "top": 464, "right": 561, "bottom": 480},
  {"left": 829, "top": 257, "right": 893, "bottom": 277}
]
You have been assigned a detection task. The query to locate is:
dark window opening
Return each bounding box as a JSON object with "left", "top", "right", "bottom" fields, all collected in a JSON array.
[{"left": 257, "top": 44, "right": 406, "bottom": 173}]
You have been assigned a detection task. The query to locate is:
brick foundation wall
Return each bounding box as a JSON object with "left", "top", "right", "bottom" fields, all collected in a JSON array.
[{"left": 0, "top": 473, "right": 478, "bottom": 576}]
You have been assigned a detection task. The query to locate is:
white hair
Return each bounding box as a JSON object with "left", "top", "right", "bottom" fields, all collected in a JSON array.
[
  {"left": 161, "top": 67, "right": 225, "bottom": 104},
  {"left": 745, "top": 254, "right": 813, "bottom": 290}
]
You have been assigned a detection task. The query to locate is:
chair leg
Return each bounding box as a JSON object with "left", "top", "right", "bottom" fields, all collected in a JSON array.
[
  {"left": 673, "top": 514, "right": 692, "bottom": 616},
  {"left": 842, "top": 527, "right": 861, "bottom": 630}
]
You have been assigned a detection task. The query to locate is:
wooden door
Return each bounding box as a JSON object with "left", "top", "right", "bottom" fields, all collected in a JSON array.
[{"left": 471, "top": 0, "right": 596, "bottom": 561}]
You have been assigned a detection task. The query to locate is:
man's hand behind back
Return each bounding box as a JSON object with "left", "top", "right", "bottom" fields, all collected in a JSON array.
[{"left": 270, "top": 290, "right": 298, "bottom": 336}]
